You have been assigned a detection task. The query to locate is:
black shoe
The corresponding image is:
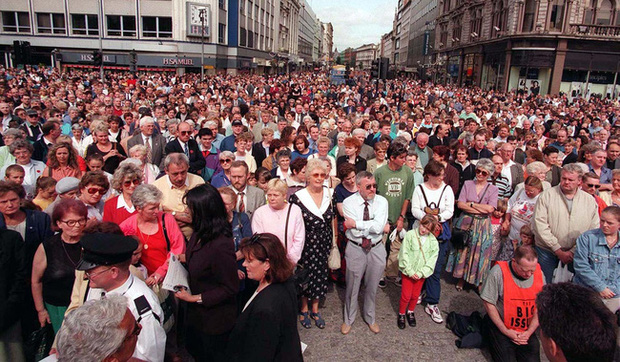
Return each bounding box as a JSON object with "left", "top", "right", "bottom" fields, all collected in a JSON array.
[
  {"left": 406, "top": 311, "right": 416, "bottom": 327},
  {"left": 397, "top": 314, "right": 406, "bottom": 329}
]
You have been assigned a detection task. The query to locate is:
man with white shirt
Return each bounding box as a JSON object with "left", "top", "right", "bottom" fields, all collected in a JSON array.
[
  {"left": 341, "top": 171, "right": 389, "bottom": 335},
  {"left": 126, "top": 116, "right": 167, "bottom": 171}
]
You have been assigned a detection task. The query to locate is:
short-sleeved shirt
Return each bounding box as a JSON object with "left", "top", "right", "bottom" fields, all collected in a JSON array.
[
  {"left": 374, "top": 164, "right": 415, "bottom": 224},
  {"left": 458, "top": 180, "right": 499, "bottom": 209},
  {"left": 489, "top": 174, "right": 512, "bottom": 199}
]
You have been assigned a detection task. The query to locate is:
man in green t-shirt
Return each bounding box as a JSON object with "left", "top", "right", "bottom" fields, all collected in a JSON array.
[{"left": 374, "top": 142, "right": 415, "bottom": 286}]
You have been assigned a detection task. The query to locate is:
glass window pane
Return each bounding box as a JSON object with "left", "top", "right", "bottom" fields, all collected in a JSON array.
[
  {"left": 159, "top": 17, "right": 172, "bottom": 32},
  {"left": 17, "top": 12, "right": 30, "bottom": 32},
  {"left": 87, "top": 14, "right": 98, "bottom": 34},
  {"left": 123, "top": 16, "right": 136, "bottom": 31}
]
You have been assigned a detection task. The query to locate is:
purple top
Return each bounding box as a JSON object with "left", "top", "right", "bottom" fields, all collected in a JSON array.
[{"left": 458, "top": 180, "right": 499, "bottom": 209}]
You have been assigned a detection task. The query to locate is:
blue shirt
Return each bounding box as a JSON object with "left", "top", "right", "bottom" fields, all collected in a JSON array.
[
  {"left": 574, "top": 228, "right": 620, "bottom": 295},
  {"left": 589, "top": 163, "right": 613, "bottom": 184}
]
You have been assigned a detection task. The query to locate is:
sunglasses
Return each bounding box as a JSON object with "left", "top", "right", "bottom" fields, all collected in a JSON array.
[
  {"left": 86, "top": 187, "right": 107, "bottom": 195},
  {"left": 123, "top": 179, "right": 141, "bottom": 187},
  {"left": 475, "top": 169, "right": 489, "bottom": 176},
  {"left": 585, "top": 183, "right": 601, "bottom": 189},
  {"left": 180, "top": 131, "right": 192, "bottom": 135},
  {"left": 311, "top": 173, "right": 327, "bottom": 179},
  {"left": 220, "top": 159, "right": 232, "bottom": 164},
  {"left": 364, "top": 183, "right": 378, "bottom": 190}
]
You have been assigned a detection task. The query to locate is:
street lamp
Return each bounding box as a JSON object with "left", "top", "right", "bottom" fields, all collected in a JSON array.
[{"left": 200, "top": 8, "right": 207, "bottom": 80}]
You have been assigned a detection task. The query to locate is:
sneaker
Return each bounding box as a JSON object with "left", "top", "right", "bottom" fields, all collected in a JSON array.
[
  {"left": 425, "top": 304, "right": 443, "bottom": 324},
  {"left": 394, "top": 276, "right": 402, "bottom": 286},
  {"left": 397, "top": 314, "right": 406, "bottom": 329},
  {"left": 406, "top": 311, "right": 416, "bottom": 327},
  {"left": 378, "top": 278, "right": 387, "bottom": 288}
]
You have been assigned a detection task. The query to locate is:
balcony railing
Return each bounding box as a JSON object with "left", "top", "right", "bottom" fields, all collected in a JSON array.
[{"left": 569, "top": 23, "right": 620, "bottom": 37}]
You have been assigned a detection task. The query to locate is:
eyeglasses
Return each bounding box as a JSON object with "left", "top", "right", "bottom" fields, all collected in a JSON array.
[
  {"left": 475, "top": 169, "right": 489, "bottom": 176},
  {"left": 85, "top": 267, "right": 112, "bottom": 279},
  {"left": 123, "top": 179, "right": 141, "bottom": 187},
  {"left": 364, "top": 183, "right": 378, "bottom": 190},
  {"left": 60, "top": 219, "right": 87, "bottom": 227},
  {"left": 311, "top": 173, "right": 327, "bottom": 179},
  {"left": 180, "top": 131, "right": 192, "bottom": 135},
  {"left": 86, "top": 187, "right": 107, "bottom": 195},
  {"left": 585, "top": 183, "right": 601, "bottom": 189},
  {"left": 220, "top": 159, "right": 232, "bottom": 164},
  {"left": 125, "top": 319, "right": 142, "bottom": 340}
]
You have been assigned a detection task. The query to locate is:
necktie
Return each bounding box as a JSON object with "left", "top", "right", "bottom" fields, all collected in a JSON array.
[
  {"left": 145, "top": 138, "right": 152, "bottom": 164},
  {"left": 184, "top": 143, "right": 189, "bottom": 157},
  {"left": 238, "top": 191, "right": 245, "bottom": 213},
  {"left": 361, "top": 201, "right": 371, "bottom": 251}
]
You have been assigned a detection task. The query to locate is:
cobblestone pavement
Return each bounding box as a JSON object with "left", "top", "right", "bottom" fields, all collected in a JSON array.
[{"left": 298, "top": 274, "right": 548, "bottom": 362}]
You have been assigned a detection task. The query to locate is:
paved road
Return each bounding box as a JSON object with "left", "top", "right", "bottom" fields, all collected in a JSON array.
[{"left": 298, "top": 274, "right": 547, "bottom": 362}]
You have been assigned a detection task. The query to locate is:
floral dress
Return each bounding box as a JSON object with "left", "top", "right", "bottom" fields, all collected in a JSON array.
[{"left": 289, "top": 188, "right": 334, "bottom": 300}]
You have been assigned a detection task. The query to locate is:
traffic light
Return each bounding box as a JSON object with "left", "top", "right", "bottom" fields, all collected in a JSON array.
[
  {"left": 371, "top": 59, "right": 379, "bottom": 79},
  {"left": 129, "top": 50, "right": 137, "bottom": 72},
  {"left": 380, "top": 57, "right": 390, "bottom": 80},
  {"left": 92, "top": 50, "right": 103, "bottom": 66}
]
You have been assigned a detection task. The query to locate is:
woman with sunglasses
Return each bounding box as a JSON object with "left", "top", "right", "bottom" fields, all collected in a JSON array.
[
  {"left": 120, "top": 184, "right": 185, "bottom": 287},
  {"left": 32, "top": 199, "right": 88, "bottom": 334},
  {"left": 174, "top": 184, "right": 238, "bottom": 362},
  {"left": 43, "top": 142, "right": 82, "bottom": 181},
  {"left": 211, "top": 151, "right": 235, "bottom": 188},
  {"left": 103, "top": 162, "right": 143, "bottom": 225},
  {"left": 226, "top": 233, "right": 302, "bottom": 361},
  {"left": 77, "top": 171, "right": 110, "bottom": 226},
  {"left": 446, "top": 158, "right": 499, "bottom": 292}
]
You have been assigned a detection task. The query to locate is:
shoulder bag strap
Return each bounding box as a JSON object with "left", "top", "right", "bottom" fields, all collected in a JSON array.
[
  {"left": 284, "top": 203, "right": 292, "bottom": 249},
  {"left": 477, "top": 184, "right": 490, "bottom": 204},
  {"left": 161, "top": 214, "right": 170, "bottom": 252},
  {"left": 419, "top": 184, "right": 431, "bottom": 208}
]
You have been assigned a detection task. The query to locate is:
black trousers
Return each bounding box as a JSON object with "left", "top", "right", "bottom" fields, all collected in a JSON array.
[
  {"left": 186, "top": 326, "right": 231, "bottom": 362},
  {"left": 484, "top": 315, "right": 540, "bottom": 362}
]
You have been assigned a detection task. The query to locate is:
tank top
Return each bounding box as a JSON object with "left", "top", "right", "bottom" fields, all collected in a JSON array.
[{"left": 42, "top": 234, "right": 82, "bottom": 306}]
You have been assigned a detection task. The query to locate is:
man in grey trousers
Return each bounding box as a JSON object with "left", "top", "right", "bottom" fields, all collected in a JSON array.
[{"left": 341, "top": 171, "right": 389, "bottom": 335}]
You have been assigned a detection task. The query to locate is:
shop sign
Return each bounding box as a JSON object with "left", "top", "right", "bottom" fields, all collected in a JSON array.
[{"left": 162, "top": 58, "right": 194, "bottom": 66}]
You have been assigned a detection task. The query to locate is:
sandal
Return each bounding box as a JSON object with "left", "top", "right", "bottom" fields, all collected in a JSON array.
[
  {"left": 310, "top": 312, "right": 325, "bottom": 329},
  {"left": 299, "top": 312, "right": 312, "bottom": 329}
]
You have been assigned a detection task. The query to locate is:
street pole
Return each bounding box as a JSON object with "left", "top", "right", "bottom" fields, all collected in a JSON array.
[
  {"left": 200, "top": 8, "right": 205, "bottom": 80},
  {"left": 98, "top": 0, "right": 104, "bottom": 82}
]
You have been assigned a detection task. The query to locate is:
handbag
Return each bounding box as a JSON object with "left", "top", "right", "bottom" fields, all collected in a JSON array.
[
  {"left": 451, "top": 184, "right": 489, "bottom": 249},
  {"left": 25, "top": 324, "right": 54, "bottom": 362},
  {"left": 327, "top": 236, "right": 341, "bottom": 270},
  {"left": 284, "top": 204, "right": 310, "bottom": 295}
]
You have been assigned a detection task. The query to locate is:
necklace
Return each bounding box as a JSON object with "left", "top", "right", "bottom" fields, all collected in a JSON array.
[
  {"left": 138, "top": 221, "right": 157, "bottom": 250},
  {"left": 60, "top": 236, "right": 79, "bottom": 268}
]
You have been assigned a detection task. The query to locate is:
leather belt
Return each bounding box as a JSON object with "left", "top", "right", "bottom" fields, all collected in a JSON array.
[{"left": 348, "top": 239, "right": 382, "bottom": 249}]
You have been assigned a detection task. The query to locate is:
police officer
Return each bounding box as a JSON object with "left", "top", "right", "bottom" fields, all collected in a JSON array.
[{"left": 76, "top": 233, "right": 166, "bottom": 362}]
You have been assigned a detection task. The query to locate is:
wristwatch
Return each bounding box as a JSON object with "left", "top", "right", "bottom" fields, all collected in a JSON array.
[{"left": 470, "top": 202, "right": 474, "bottom": 208}]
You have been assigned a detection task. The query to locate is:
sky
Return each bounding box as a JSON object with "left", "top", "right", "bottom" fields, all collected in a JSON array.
[{"left": 308, "top": 0, "right": 396, "bottom": 51}]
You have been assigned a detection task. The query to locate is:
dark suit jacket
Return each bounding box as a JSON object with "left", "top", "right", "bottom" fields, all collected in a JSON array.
[
  {"left": 252, "top": 142, "right": 268, "bottom": 169},
  {"left": 428, "top": 135, "right": 449, "bottom": 149},
  {"left": 32, "top": 138, "right": 50, "bottom": 163},
  {"left": 185, "top": 233, "right": 239, "bottom": 335},
  {"left": 337, "top": 155, "right": 367, "bottom": 174},
  {"left": 547, "top": 165, "right": 562, "bottom": 186},
  {"left": 165, "top": 139, "right": 206, "bottom": 175},
  {"left": 227, "top": 280, "right": 303, "bottom": 362},
  {"left": 0, "top": 229, "right": 26, "bottom": 332},
  {"left": 514, "top": 148, "right": 526, "bottom": 165},
  {"left": 127, "top": 133, "right": 167, "bottom": 171}
]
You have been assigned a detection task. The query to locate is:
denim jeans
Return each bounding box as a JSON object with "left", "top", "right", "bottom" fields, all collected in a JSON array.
[
  {"left": 536, "top": 246, "right": 559, "bottom": 284},
  {"left": 423, "top": 239, "right": 451, "bottom": 305}
]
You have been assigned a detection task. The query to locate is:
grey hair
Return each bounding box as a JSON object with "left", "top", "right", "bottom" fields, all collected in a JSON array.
[
  {"left": 91, "top": 121, "right": 109, "bottom": 134},
  {"left": 131, "top": 184, "right": 163, "bottom": 209},
  {"left": 355, "top": 171, "right": 374, "bottom": 185},
  {"left": 129, "top": 144, "right": 147, "bottom": 157},
  {"left": 111, "top": 161, "right": 143, "bottom": 192},
  {"left": 67, "top": 106, "right": 79, "bottom": 113},
  {"left": 164, "top": 152, "right": 190, "bottom": 170},
  {"left": 204, "top": 120, "right": 217, "bottom": 129},
  {"left": 3, "top": 128, "right": 24, "bottom": 139},
  {"left": 139, "top": 116, "right": 155, "bottom": 127},
  {"left": 526, "top": 161, "right": 547, "bottom": 175},
  {"left": 336, "top": 132, "right": 348, "bottom": 140},
  {"left": 305, "top": 158, "right": 328, "bottom": 181},
  {"left": 352, "top": 128, "right": 367, "bottom": 137},
  {"left": 71, "top": 123, "right": 83, "bottom": 131},
  {"left": 562, "top": 163, "right": 586, "bottom": 178},
  {"left": 416, "top": 132, "right": 429, "bottom": 141},
  {"left": 56, "top": 295, "right": 128, "bottom": 362},
  {"left": 9, "top": 139, "right": 34, "bottom": 155},
  {"left": 166, "top": 118, "right": 180, "bottom": 127},
  {"left": 476, "top": 158, "right": 495, "bottom": 175},
  {"left": 219, "top": 150, "right": 234, "bottom": 160}
]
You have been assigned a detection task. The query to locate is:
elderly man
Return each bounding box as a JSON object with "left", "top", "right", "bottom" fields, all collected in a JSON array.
[
  {"left": 76, "top": 233, "right": 165, "bottom": 362},
  {"left": 228, "top": 160, "right": 265, "bottom": 221},
  {"left": 589, "top": 148, "right": 613, "bottom": 191},
  {"left": 51, "top": 296, "right": 139, "bottom": 362},
  {"left": 165, "top": 121, "right": 205, "bottom": 175},
  {"left": 536, "top": 283, "right": 618, "bottom": 362},
  {"left": 252, "top": 110, "right": 278, "bottom": 142},
  {"left": 498, "top": 143, "right": 524, "bottom": 195},
  {"left": 413, "top": 132, "right": 433, "bottom": 173},
  {"left": 532, "top": 164, "right": 600, "bottom": 283},
  {"left": 341, "top": 171, "right": 389, "bottom": 335},
  {"left": 127, "top": 116, "right": 167, "bottom": 172},
  {"left": 481, "top": 245, "right": 545, "bottom": 362},
  {"left": 153, "top": 153, "right": 205, "bottom": 238}
]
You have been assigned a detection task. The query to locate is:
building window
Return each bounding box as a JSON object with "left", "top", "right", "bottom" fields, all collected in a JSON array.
[
  {"left": 36, "top": 13, "right": 65, "bottom": 34},
  {"left": 491, "top": 0, "right": 507, "bottom": 37},
  {"left": 469, "top": 7, "right": 482, "bottom": 38},
  {"left": 219, "top": 0, "right": 225, "bottom": 10},
  {"left": 395, "top": 38, "right": 400, "bottom": 49},
  {"left": 248, "top": 30, "right": 254, "bottom": 48},
  {"left": 549, "top": 0, "right": 565, "bottom": 30},
  {"left": 522, "top": 0, "right": 536, "bottom": 32},
  {"left": 442, "top": 0, "right": 451, "bottom": 14},
  {"left": 452, "top": 15, "right": 462, "bottom": 44},
  {"left": 71, "top": 14, "right": 99, "bottom": 35},
  {"left": 439, "top": 22, "right": 448, "bottom": 47},
  {"left": 106, "top": 15, "right": 136, "bottom": 37},
  {"left": 240, "top": 27, "right": 247, "bottom": 46},
  {"left": 2, "top": 12, "right": 31, "bottom": 33},
  {"left": 142, "top": 16, "right": 172, "bottom": 38},
  {"left": 396, "top": 24, "right": 401, "bottom": 34},
  {"left": 240, "top": 0, "right": 245, "bottom": 15},
  {"left": 218, "top": 23, "right": 226, "bottom": 43},
  {"left": 585, "top": 0, "right": 616, "bottom": 25}
]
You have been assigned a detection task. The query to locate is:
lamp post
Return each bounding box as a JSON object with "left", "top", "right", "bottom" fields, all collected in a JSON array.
[
  {"left": 200, "top": 8, "right": 206, "bottom": 80},
  {"left": 98, "top": 0, "right": 104, "bottom": 82}
]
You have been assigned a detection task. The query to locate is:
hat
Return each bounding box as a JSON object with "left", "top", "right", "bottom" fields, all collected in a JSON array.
[
  {"left": 76, "top": 233, "right": 138, "bottom": 271},
  {"left": 231, "top": 119, "right": 243, "bottom": 127},
  {"left": 55, "top": 177, "right": 80, "bottom": 194},
  {"left": 26, "top": 109, "right": 38, "bottom": 116}
]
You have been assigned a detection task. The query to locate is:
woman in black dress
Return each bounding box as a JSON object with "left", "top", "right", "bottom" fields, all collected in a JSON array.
[
  {"left": 289, "top": 159, "right": 336, "bottom": 330},
  {"left": 85, "top": 121, "right": 126, "bottom": 174}
]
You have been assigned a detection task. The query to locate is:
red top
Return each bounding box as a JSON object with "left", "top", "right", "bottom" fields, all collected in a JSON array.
[
  {"left": 103, "top": 195, "right": 137, "bottom": 225},
  {"left": 136, "top": 225, "right": 168, "bottom": 276},
  {"left": 498, "top": 261, "right": 544, "bottom": 332}
]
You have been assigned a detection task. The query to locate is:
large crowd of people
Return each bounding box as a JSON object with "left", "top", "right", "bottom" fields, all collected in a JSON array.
[{"left": 0, "top": 64, "right": 618, "bottom": 362}]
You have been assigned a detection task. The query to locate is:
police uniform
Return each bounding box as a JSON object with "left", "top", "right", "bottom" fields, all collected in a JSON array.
[{"left": 77, "top": 233, "right": 167, "bottom": 362}]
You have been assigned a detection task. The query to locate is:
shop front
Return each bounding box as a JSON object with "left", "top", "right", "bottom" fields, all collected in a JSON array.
[{"left": 507, "top": 49, "right": 555, "bottom": 96}]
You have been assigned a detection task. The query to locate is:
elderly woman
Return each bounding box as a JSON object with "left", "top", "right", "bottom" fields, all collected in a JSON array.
[
  {"left": 0, "top": 128, "right": 23, "bottom": 169},
  {"left": 103, "top": 162, "right": 143, "bottom": 225},
  {"left": 252, "top": 178, "right": 305, "bottom": 264},
  {"left": 308, "top": 136, "right": 337, "bottom": 176},
  {"left": 574, "top": 205, "right": 620, "bottom": 313},
  {"left": 446, "top": 158, "right": 499, "bottom": 291},
  {"left": 32, "top": 199, "right": 87, "bottom": 333},
  {"left": 43, "top": 142, "right": 82, "bottom": 181},
  {"left": 291, "top": 135, "right": 316, "bottom": 161},
  {"left": 517, "top": 161, "right": 551, "bottom": 192},
  {"left": 286, "top": 158, "right": 307, "bottom": 198},
  {"left": 227, "top": 233, "right": 302, "bottom": 361},
  {"left": 500, "top": 176, "right": 544, "bottom": 255},
  {"left": 128, "top": 144, "right": 160, "bottom": 184},
  {"left": 70, "top": 124, "right": 90, "bottom": 157},
  {"left": 85, "top": 121, "right": 127, "bottom": 174},
  {"left": 120, "top": 184, "right": 185, "bottom": 287},
  {"left": 78, "top": 171, "right": 110, "bottom": 224},
  {"left": 271, "top": 149, "right": 292, "bottom": 181},
  {"left": 337, "top": 137, "right": 367, "bottom": 173},
  {"left": 289, "top": 159, "right": 336, "bottom": 329},
  {"left": 1, "top": 139, "right": 45, "bottom": 199},
  {"left": 211, "top": 150, "right": 235, "bottom": 188}
]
